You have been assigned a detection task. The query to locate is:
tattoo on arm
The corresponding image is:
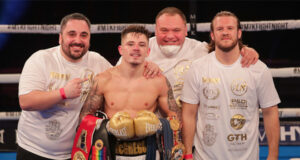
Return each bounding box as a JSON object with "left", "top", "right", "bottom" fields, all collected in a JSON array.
[
  {"left": 79, "top": 78, "right": 104, "bottom": 121},
  {"left": 166, "top": 78, "right": 182, "bottom": 120}
]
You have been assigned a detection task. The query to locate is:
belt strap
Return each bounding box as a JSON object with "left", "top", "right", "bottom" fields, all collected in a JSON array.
[
  {"left": 146, "top": 135, "right": 157, "bottom": 160},
  {"left": 89, "top": 119, "right": 116, "bottom": 160},
  {"left": 159, "top": 118, "right": 174, "bottom": 160}
]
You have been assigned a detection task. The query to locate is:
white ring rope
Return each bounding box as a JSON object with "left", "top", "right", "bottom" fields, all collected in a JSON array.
[
  {"left": 1, "top": 19, "right": 300, "bottom": 34},
  {"left": 1, "top": 108, "right": 299, "bottom": 120},
  {"left": 1, "top": 68, "right": 299, "bottom": 84},
  {"left": 0, "top": 74, "right": 20, "bottom": 84},
  {"left": 270, "top": 67, "right": 300, "bottom": 78}
]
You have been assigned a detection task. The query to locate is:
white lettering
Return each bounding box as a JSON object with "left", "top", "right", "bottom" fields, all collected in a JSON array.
[
  {"left": 146, "top": 123, "right": 157, "bottom": 133},
  {"left": 0, "top": 129, "right": 4, "bottom": 144},
  {"left": 110, "top": 127, "right": 127, "bottom": 137},
  {"left": 259, "top": 130, "right": 266, "bottom": 141},
  {"left": 281, "top": 126, "right": 300, "bottom": 141}
]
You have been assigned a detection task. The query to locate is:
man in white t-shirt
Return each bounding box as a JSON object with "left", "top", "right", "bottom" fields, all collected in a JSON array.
[
  {"left": 181, "top": 11, "right": 280, "bottom": 160},
  {"left": 17, "top": 13, "right": 158, "bottom": 160},
  {"left": 17, "top": 13, "right": 112, "bottom": 160}
]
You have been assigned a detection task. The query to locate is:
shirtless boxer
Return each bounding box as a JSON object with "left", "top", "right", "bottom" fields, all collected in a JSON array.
[
  {"left": 79, "top": 25, "right": 177, "bottom": 121},
  {"left": 75, "top": 25, "right": 181, "bottom": 160}
]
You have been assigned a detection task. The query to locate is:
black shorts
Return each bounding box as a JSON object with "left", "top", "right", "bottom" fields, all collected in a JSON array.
[{"left": 16, "top": 145, "right": 71, "bottom": 160}]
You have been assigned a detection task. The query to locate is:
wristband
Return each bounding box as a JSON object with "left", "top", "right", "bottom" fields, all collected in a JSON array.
[
  {"left": 59, "top": 88, "right": 67, "bottom": 99},
  {"left": 184, "top": 154, "right": 193, "bottom": 159}
]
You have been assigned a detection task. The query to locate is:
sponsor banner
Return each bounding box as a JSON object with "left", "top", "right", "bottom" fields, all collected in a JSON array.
[
  {"left": 259, "top": 121, "right": 300, "bottom": 145},
  {"left": 1, "top": 20, "right": 300, "bottom": 34},
  {"left": 0, "top": 120, "right": 17, "bottom": 151}
]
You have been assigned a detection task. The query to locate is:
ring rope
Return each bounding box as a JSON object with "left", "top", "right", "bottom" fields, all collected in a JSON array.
[
  {"left": 1, "top": 19, "right": 300, "bottom": 34},
  {"left": 1, "top": 108, "right": 299, "bottom": 120},
  {"left": 1, "top": 68, "right": 299, "bottom": 84}
]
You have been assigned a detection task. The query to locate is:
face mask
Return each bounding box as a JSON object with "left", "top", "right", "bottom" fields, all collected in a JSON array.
[{"left": 159, "top": 45, "right": 181, "bottom": 57}]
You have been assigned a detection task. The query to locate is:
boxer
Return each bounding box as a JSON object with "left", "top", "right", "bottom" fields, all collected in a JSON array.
[{"left": 73, "top": 25, "right": 184, "bottom": 160}]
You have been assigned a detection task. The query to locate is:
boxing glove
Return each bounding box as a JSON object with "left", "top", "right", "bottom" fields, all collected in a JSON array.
[
  {"left": 134, "top": 110, "right": 160, "bottom": 137},
  {"left": 106, "top": 111, "right": 135, "bottom": 140}
]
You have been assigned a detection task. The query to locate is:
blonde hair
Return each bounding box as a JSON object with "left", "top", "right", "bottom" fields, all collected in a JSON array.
[{"left": 207, "top": 11, "right": 244, "bottom": 53}]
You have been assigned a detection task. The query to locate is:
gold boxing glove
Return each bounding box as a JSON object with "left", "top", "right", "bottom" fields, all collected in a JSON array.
[
  {"left": 134, "top": 110, "right": 160, "bottom": 137},
  {"left": 106, "top": 112, "right": 135, "bottom": 140}
]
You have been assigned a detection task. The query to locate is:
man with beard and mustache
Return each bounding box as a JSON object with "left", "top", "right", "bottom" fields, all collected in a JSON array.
[
  {"left": 16, "top": 13, "right": 159, "bottom": 160},
  {"left": 181, "top": 11, "right": 280, "bottom": 160},
  {"left": 16, "top": 13, "right": 111, "bottom": 160}
]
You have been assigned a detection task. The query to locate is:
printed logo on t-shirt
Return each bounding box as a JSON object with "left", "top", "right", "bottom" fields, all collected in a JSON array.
[
  {"left": 202, "top": 77, "right": 220, "bottom": 84},
  {"left": 201, "top": 104, "right": 220, "bottom": 120},
  {"left": 203, "top": 85, "right": 220, "bottom": 100},
  {"left": 45, "top": 119, "right": 63, "bottom": 140},
  {"left": 230, "top": 114, "right": 246, "bottom": 130},
  {"left": 50, "top": 72, "right": 70, "bottom": 80},
  {"left": 205, "top": 112, "right": 220, "bottom": 120},
  {"left": 203, "top": 104, "right": 220, "bottom": 110},
  {"left": 231, "top": 79, "right": 247, "bottom": 96},
  {"left": 227, "top": 133, "right": 247, "bottom": 145},
  {"left": 202, "top": 77, "right": 220, "bottom": 100},
  {"left": 229, "top": 99, "right": 248, "bottom": 109},
  {"left": 202, "top": 124, "right": 217, "bottom": 146},
  {"left": 173, "top": 60, "right": 192, "bottom": 107}
]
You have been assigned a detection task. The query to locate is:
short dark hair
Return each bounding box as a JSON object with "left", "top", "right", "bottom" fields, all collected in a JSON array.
[
  {"left": 207, "top": 11, "right": 244, "bottom": 53},
  {"left": 121, "top": 25, "right": 151, "bottom": 42},
  {"left": 60, "top": 13, "right": 91, "bottom": 33},
  {"left": 155, "top": 7, "right": 186, "bottom": 24}
]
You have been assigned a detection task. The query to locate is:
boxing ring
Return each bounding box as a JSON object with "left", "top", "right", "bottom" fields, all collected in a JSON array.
[{"left": 0, "top": 20, "right": 300, "bottom": 160}]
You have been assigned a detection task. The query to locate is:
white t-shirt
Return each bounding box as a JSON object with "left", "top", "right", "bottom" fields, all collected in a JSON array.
[
  {"left": 147, "top": 37, "right": 208, "bottom": 107},
  {"left": 18, "top": 46, "right": 112, "bottom": 159},
  {"left": 181, "top": 52, "right": 280, "bottom": 160}
]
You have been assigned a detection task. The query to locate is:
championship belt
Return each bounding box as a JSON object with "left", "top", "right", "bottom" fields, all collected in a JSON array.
[
  {"left": 168, "top": 117, "right": 185, "bottom": 160},
  {"left": 72, "top": 115, "right": 114, "bottom": 160},
  {"left": 167, "top": 117, "right": 181, "bottom": 146},
  {"left": 89, "top": 119, "right": 116, "bottom": 160},
  {"left": 157, "top": 118, "right": 185, "bottom": 160},
  {"left": 72, "top": 115, "right": 101, "bottom": 160}
]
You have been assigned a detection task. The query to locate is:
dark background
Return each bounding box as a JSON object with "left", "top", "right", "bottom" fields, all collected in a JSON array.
[{"left": 1, "top": 0, "right": 300, "bottom": 111}]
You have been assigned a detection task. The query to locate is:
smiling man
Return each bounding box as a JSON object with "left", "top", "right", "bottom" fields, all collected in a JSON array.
[
  {"left": 17, "top": 13, "right": 112, "bottom": 160},
  {"left": 78, "top": 25, "right": 179, "bottom": 159},
  {"left": 59, "top": 18, "right": 90, "bottom": 62},
  {"left": 80, "top": 25, "right": 177, "bottom": 122},
  {"left": 181, "top": 11, "right": 280, "bottom": 160}
]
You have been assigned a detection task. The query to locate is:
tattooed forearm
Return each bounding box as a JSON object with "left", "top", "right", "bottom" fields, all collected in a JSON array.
[
  {"left": 166, "top": 78, "right": 182, "bottom": 121},
  {"left": 79, "top": 78, "right": 104, "bottom": 122}
]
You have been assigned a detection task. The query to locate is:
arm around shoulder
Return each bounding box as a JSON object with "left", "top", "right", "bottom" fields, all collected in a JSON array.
[{"left": 240, "top": 46, "right": 259, "bottom": 67}]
